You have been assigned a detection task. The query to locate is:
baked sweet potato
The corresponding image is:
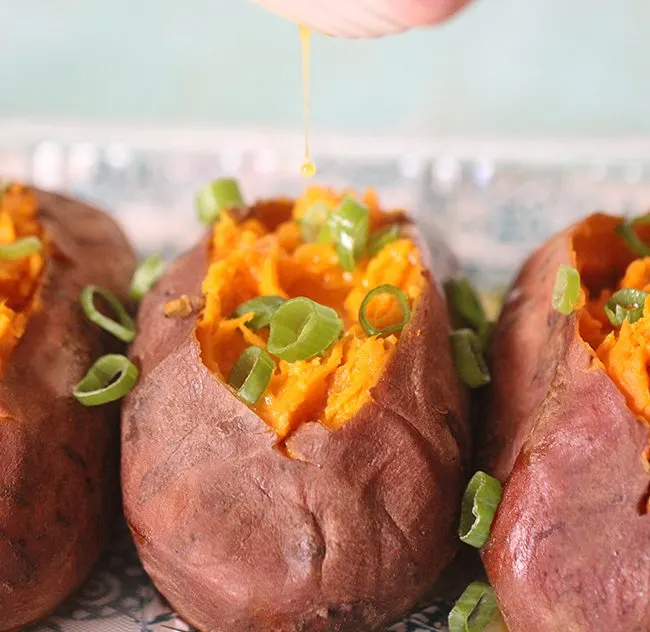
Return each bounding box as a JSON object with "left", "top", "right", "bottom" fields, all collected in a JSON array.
[
  {"left": 122, "top": 185, "right": 470, "bottom": 632},
  {"left": 478, "top": 213, "right": 650, "bottom": 632},
  {"left": 0, "top": 184, "right": 136, "bottom": 631}
]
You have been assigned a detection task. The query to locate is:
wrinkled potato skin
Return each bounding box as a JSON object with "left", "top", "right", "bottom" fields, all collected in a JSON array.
[
  {"left": 0, "top": 189, "right": 136, "bottom": 631},
  {"left": 122, "top": 207, "right": 469, "bottom": 632},
  {"left": 479, "top": 221, "right": 650, "bottom": 632}
]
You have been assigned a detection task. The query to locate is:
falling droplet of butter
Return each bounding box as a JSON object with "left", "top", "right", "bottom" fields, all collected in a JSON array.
[{"left": 299, "top": 25, "right": 316, "bottom": 178}]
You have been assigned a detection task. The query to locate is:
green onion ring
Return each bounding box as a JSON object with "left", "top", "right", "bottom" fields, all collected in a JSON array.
[
  {"left": 228, "top": 346, "right": 276, "bottom": 404},
  {"left": 196, "top": 177, "right": 244, "bottom": 225},
  {"left": 267, "top": 297, "right": 343, "bottom": 362},
  {"left": 450, "top": 329, "right": 491, "bottom": 388},
  {"left": 359, "top": 284, "right": 411, "bottom": 336},
  {"left": 0, "top": 236, "right": 43, "bottom": 260},
  {"left": 616, "top": 214, "right": 650, "bottom": 257},
  {"left": 331, "top": 197, "right": 369, "bottom": 271},
  {"left": 81, "top": 285, "right": 136, "bottom": 343},
  {"left": 300, "top": 202, "right": 333, "bottom": 244},
  {"left": 367, "top": 224, "right": 401, "bottom": 255},
  {"left": 129, "top": 254, "right": 166, "bottom": 301},
  {"left": 551, "top": 264, "right": 581, "bottom": 315},
  {"left": 73, "top": 354, "right": 138, "bottom": 406},
  {"left": 233, "top": 295, "right": 286, "bottom": 331},
  {"left": 448, "top": 582, "right": 499, "bottom": 632},
  {"left": 459, "top": 471, "right": 503, "bottom": 548},
  {"left": 604, "top": 288, "right": 649, "bottom": 326}
]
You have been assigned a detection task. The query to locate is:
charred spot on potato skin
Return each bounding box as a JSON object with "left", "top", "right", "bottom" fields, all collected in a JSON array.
[
  {"left": 327, "top": 604, "right": 353, "bottom": 618},
  {"left": 62, "top": 443, "right": 87, "bottom": 469}
]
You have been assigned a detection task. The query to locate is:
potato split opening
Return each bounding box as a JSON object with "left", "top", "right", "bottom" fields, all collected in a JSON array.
[
  {"left": 573, "top": 214, "right": 650, "bottom": 424},
  {"left": 196, "top": 186, "right": 424, "bottom": 439},
  {"left": 0, "top": 184, "right": 45, "bottom": 372}
]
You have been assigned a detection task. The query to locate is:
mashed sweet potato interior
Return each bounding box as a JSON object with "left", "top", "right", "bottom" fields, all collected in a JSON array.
[
  {"left": 0, "top": 184, "right": 45, "bottom": 373},
  {"left": 574, "top": 214, "right": 650, "bottom": 424},
  {"left": 196, "top": 187, "right": 424, "bottom": 439}
]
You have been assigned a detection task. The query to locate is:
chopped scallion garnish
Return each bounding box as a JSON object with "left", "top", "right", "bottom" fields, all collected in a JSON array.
[
  {"left": 551, "top": 265, "right": 580, "bottom": 315},
  {"left": 267, "top": 297, "right": 343, "bottom": 362},
  {"left": 228, "top": 346, "right": 275, "bottom": 404},
  {"left": 459, "top": 471, "right": 503, "bottom": 549},
  {"left": 73, "top": 354, "right": 138, "bottom": 406}
]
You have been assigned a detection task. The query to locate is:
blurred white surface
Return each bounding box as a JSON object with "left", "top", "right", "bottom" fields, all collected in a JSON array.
[{"left": 3, "top": 120, "right": 650, "bottom": 289}]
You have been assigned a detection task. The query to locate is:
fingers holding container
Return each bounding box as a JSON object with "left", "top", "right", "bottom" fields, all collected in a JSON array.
[{"left": 253, "top": 0, "right": 473, "bottom": 38}]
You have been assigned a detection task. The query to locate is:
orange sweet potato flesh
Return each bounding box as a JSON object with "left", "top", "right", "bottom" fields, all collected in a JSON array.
[
  {"left": 478, "top": 213, "right": 650, "bottom": 632},
  {"left": 0, "top": 185, "right": 46, "bottom": 371},
  {"left": 0, "top": 186, "right": 136, "bottom": 631},
  {"left": 195, "top": 188, "right": 423, "bottom": 439},
  {"left": 122, "top": 192, "right": 470, "bottom": 632}
]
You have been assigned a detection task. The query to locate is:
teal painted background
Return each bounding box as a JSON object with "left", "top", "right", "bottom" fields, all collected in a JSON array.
[{"left": 0, "top": 0, "right": 649, "bottom": 136}]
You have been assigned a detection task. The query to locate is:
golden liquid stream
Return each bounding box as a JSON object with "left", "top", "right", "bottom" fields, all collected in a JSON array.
[{"left": 299, "top": 25, "right": 316, "bottom": 178}]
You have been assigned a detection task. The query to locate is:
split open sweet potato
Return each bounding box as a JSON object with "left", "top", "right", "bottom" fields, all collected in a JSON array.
[
  {"left": 479, "top": 213, "right": 650, "bottom": 632},
  {"left": 0, "top": 184, "right": 135, "bottom": 631},
  {"left": 122, "top": 185, "right": 470, "bottom": 632}
]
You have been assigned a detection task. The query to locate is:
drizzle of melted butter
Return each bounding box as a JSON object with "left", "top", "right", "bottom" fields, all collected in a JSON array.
[{"left": 299, "top": 25, "right": 316, "bottom": 178}]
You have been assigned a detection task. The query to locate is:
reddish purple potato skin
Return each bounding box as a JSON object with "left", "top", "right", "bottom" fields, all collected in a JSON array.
[
  {"left": 121, "top": 206, "right": 470, "bottom": 632},
  {"left": 478, "top": 219, "right": 650, "bottom": 632},
  {"left": 0, "top": 189, "right": 136, "bottom": 631}
]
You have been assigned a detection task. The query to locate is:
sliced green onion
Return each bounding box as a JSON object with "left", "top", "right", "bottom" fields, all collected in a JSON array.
[
  {"left": 129, "top": 254, "right": 166, "bottom": 301},
  {"left": 196, "top": 178, "right": 244, "bottom": 225},
  {"left": 448, "top": 582, "right": 499, "bottom": 632},
  {"left": 73, "top": 354, "right": 138, "bottom": 406},
  {"left": 616, "top": 214, "right": 650, "bottom": 256},
  {"left": 300, "top": 202, "right": 334, "bottom": 244},
  {"left": 478, "top": 320, "right": 495, "bottom": 353},
  {"left": 450, "top": 329, "right": 491, "bottom": 388},
  {"left": 444, "top": 278, "right": 488, "bottom": 332},
  {"left": 81, "top": 285, "right": 136, "bottom": 343},
  {"left": 444, "top": 278, "right": 495, "bottom": 352},
  {"left": 551, "top": 265, "right": 581, "bottom": 315},
  {"left": 228, "top": 346, "right": 275, "bottom": 404},
  {"left": 604, "top": 288, "right": 648, "bottom": 326},
  {"left": 318, "top": 211, "right": 334, "bottom": 244},
  {"left": 317, "top": 218, "right": 335, "bottom": 244},
  {"left": 267, "top": 297, "right": 343, "bottom": 362},
  {"left": 367, "top": 225, "right": 401, "bottom": 255},
  {"left": 459, "top": 471, "right": 503, "bottom": 549},
  {"left": 0, "top": 236, "right": 42, "bottom": 260},
  {"left": 359, "top": 284, "right": 411, "bottom": 336},
  {"left": 233, "top": 295, "right": 286, "bottom": 331},
  {"left": 330, "top": 197, "right": 369, "bottom": 271}
]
